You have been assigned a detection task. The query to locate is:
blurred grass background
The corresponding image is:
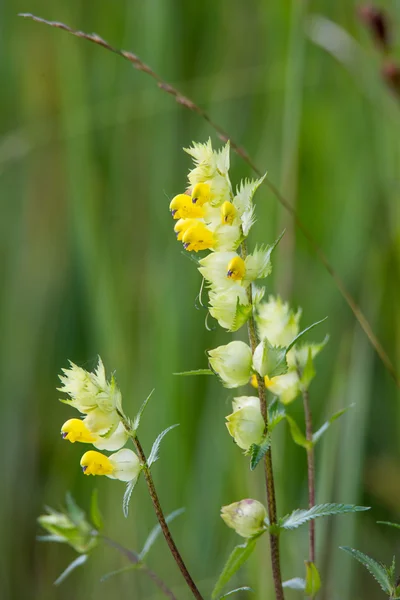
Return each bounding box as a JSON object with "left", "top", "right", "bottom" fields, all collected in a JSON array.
[{"left": 1, "top": 0, "right": 399, "bottom": 598}]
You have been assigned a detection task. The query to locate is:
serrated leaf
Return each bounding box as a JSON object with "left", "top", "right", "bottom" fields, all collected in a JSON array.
[
  {"left": 282, "top": 578, "right": 306, "bottom": 590},
  {"left": 253, "top": 339, "right": 288, "bottom": 378},
  {"left": 148, "top": 424, "right": 179, "bottom": 468},
  {"left": 132, "top": 389, "right": 155, "bottom": 433},
  {"left": 340, "top": 547, "right": 392, "bottom": 594},
  {"left": 230, "top": 299, "right": 252, "bottom": 332},
  {"left": 139, "top": 508, "right": 185, "bottom": 561},
  {"left": 305, "top": 562, "right": 321, "bottom": 597},
  {"left": 280, "top": 504, "right": 370, "bottom": 530},
  {"left": 312, "top": 405, "right": 354, "bottom": 445},
  {"left": 123, "top": 478, "right": 139, "bottom": 518},
  {"left": 268, "top": 402, "right": 286, "bottom": 432},
  {"left": 219, "top": 586, "right": 254, "bottom": 598},
  {"left": 90, "top": 489, "right": 103, "bottom": 531},
  {"left": 286, "top": 317, "right": 328, "bottom": 355},
  {"left": 211, "top": 539, "right": 257, "bottom": 600},
  {"left": 173, "top": 369, "right": 214, "bottom": 376},
  {"left": 377, "top": 521, "right": 400, "bottom": 530},
  {"left": 249, "top": 435, "right": 271, "bottom": 471},
  {"left": 54, "top": 554, "right": 88, "bottom": 586},
  {"left": 286, "top": 415, "right": 310, "bottom": 449},
  {"left": 100, "top": 564, "right": 139, "bottom": 582}
]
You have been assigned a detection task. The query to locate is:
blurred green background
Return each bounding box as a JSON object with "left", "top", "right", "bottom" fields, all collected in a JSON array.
[{"left": 1, "top": 0, "right": 399, "bottom": 599}]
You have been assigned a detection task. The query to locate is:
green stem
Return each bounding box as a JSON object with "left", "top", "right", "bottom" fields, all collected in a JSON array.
[
  {"left": 132, "top": 436, "right": 203, "bottom": 600},
  {"left": 241, "top": 241, "right": 285, "bottom": 600}
]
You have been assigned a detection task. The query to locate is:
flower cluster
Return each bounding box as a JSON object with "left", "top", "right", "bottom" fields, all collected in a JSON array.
[{"left": 59, "top": 358, "right": 141, "bottom": 483}]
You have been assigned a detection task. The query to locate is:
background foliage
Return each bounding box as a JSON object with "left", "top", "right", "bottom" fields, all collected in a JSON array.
[{"left": 1, "top": 0, "right": 399, "bottom": 598}]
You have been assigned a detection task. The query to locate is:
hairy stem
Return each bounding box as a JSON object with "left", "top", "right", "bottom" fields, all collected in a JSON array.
[
  {"left": 102, "top": 535, "right": 177, "bottom": 599},
  {"left": 302, "top": 387, "right": 316, "bottom": 563},
  {"left": 242, "top": 242, "right": 284, "bottom": 600},
  {"left": 132, "top": 436, "right": 203, "bottom": 600}
]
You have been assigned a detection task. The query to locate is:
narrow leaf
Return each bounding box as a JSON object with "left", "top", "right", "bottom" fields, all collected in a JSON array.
[
  {"left": 286, "top": 317, "right": 328, "bottom": 355},
  {"left": 148, "top": 424, "right": 179, "bottom": 467},
  {"left": 132, "top": 389, "right": 155, "bottom": 432},
  {"left": 305, "top": 562, "right": 321, "bottom": 597},
  {"left": 173, "top": 369, "right": 214, "bottom": 376},
  {"left": 340, "top": 547, "right": 392, "bottom": 594},
  {"left": 54, "top": 554, "right": 88, "bottom": 586},
  {"left": 139, "top": 508, "right": 185, "bottom": 561},
  {"left": 280, "top": 504, "right": 370, "bottom": 530},
  {"left": 90, "top": 489, "right": 103, "bottom": 531},
  {"left": 377, "top": 521, "right": 400, "bottom": 530},
  {"left": 282, "top": 578, "right": 306, "bottom": 590},
  {"left": 312, "top": 405, "right": 354, "bottom": 445},
  {"left": 219, "top": 587, "right": 254, "bottom": 598},
  {"left": 211, "top": 539, "right": 257, "bottom": 600},
  {"left": 100, "top": 564, "right": 139, "bottom": 582},
  {"left": 36, "top": 534, "right": 65, "bottom": 543},
  {"left": 65, "top": 492, "right": 85, "bottom": 527},
  {"left": 123, "top": 478, "right": 139, "bottom": 518},
  {"left": 286, "top": 415, "right": 310, "bottom": 449},
  {"left": 249, "top": 435, "right": 271, "bottom": 471}
]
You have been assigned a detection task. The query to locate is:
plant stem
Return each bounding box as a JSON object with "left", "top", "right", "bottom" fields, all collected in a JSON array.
[
  {"left": 132, "top": 436, "right": 203, "bottom": 600},
  {"left": 302, "top": 386, "right": 316, "bottom": 563},
  {"left": 102, "top": 534, "right": 178, "bottom": 599},
  {"left": 242, "top": 242, "right": 285, "bottom": 600}
]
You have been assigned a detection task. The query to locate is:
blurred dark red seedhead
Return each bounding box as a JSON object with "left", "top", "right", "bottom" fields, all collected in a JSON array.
[{"left": 358, "top": 5, "right": 390, "bottom": 51}]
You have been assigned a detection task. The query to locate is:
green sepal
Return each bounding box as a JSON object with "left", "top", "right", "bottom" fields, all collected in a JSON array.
[
  {"left": 305, "top": 561, "right": 321, "bottom": 598},
  {"left": 211, "top": 538, "right": 257, "bottom": 600},
  {"left": 249, "top": 434, "right": 271, "bottom": 471},
  {"left": 312, "top": 404, "right": 354, "bottom": 445},
  {"left": 230, "top": 298, "right": 253, "bottom": 332},
  {"left": 173, "top": 369, "right": 214, "bottom": 376}
]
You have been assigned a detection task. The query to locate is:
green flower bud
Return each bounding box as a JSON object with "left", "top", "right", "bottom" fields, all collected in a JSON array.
[
  {"left": 221, "top": 498, "right": 267, "bottom": 538},
  {"left": 208, "top": 341, "right": 252, "bottom": 388},
  {"left": 226, "top": 396, "right": 265, "bottom": 450},
  {"left": 38, "top": 501, "right": 98, "bottom": 554}
]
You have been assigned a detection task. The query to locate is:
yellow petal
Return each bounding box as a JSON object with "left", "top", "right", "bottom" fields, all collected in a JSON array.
[{"left": 80, "top": 450, "right": 114, "bottom": 476}]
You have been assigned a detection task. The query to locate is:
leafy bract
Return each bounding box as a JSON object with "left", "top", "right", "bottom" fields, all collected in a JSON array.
[
  {"left": 340, "top": 547, "right": 392, "bottom": 595},
  {"left": 148, "top": 424, "right": 179, "bottom": 467},
  {"left": 280, "top": 504, "right": 369, "bottom": 530},
  {"left": 123, "top": 478, "right": 140, "bottom": 518},
  {"left": 132, "top": 389, "right": 155, "bottom": 433},
  {"left": 286, "top": 317, "right": 328, "bottom": 354},
  {"left": 305, "top": 561, "right": 321, "bottom": 598},
  {"left": 249, "top": 435, "right": 271, "bottom": 471},
  {"left": 312, "top": 405, "right": 354, "bottom": 445}
]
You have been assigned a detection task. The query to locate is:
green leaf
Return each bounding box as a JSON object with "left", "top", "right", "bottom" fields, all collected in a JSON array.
[
  {"left": 340, "top": 547, "right": 392, "bottom": 594},
  {"left": 305, "top": 562, "right": 321, "bottom": 598},
  {"left": 268, "top": 400, "right": 286, "bottom": 431},
  {"left": 249, "top": 435, "right": 271, "bottom": 471},
  {"left": 300, "top": 348, "right": 316, "bottom": 389},
  {"left": 173, "top": 369, "right": 214, "bottom": 376},
  {"left": 139, "top": 508, "right": 185, "bottom": 561},
  {"left": 280, "top": 504, "right": 370, "bottom": 530},
  {"left": 90, "top": 489, "right": 103, "bottom": 531},
  {"left": 123, "top": 478, "right": 140, "bottom": 518},
  {"left": 282, "top": 578, "right": 306, "bottom": 590},
  {"left": 377, "top": 521, "right": 400, "bottom": 530},
  {"left": 286, "top": 317, "right": 328, "bottom": 355},
  {"left": 286, "top": 415, "right": 310, "bottom": 449},
  {"left": 36, "top": 534, "right": 65, "bottom": 543},
  {"left": 65, "top": 492, "right": 86, "bottom": 527},
  {"left": 219, "top": 587, "right": 254, "bottom": 599},
  {"left": 211, "top": 539, "right": 257, "bottom": 600},
  {"left": 54, "top": 554, "right": 88, "bottom": 586},
  {"left": 312, "top": 405, "right": 354, "bottom": 445},
  {"left": 254, "top": 340, "right": 288, "bottom": 378},
  {"left": 100, "top": 564, "right": 139, "bottom": 582},
  {"left": 132, "top": 389, "right": 155, "bottom": 433},
  {"left": 230, "top": 299, "right": 253, "bottom": 332},
  {"left": 148, "top": 424, "right": 179, "bottom": 467}
]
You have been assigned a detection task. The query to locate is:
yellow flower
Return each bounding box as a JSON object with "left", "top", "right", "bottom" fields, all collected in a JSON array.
[
  {"left": 81, "top": 450, "right": 114, "bottom": 476},
  {"left": 226, "top": 256, "right": 246, "bottom": 281},
  {"left": 174, "top": 218, "right": 200, "bottom": 241},
  {"left": 191, "top": 182, "right": 211, "bottom": 206},
  {"left": 80, "top": 449, "right": 141, "bottom": 482},
  {"left": 220, "top": 201, "right": 237, "bottom": 225},
  {"left": 61, "top": 419, "right": 96, "bottom": 443},
  {"left": 182, "top": 222, "right": 215, "bottom": 252},
  {"left": 169, "top": 194, "right": 204, "bottom": 220}
]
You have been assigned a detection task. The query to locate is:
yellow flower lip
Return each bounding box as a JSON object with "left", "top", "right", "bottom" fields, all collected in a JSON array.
[
  {"left": 191, "top": 182, "right": 211, "bottom": 206},
  {"left": 226, "top": 256, "right": 246, "bottom": 281},
  {"left": 61, "top": 418, "right": 97, "bottom": 444},
  {"left": 80, "top": 450, "right": 114, "bottom": 476}
]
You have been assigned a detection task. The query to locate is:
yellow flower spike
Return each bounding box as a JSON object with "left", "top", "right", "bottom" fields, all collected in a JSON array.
[
  {"left": 169, "top": 194, "right": 204, "bottom": 220},
  {"left": 191, "top": 182, "right": 211, "bottom": 206},
  {"left": 61, "top": 419, "right": 97, "bottom": 443},
  {"left": 174, "top": 218, "right": 199, "bottom": 241},
  {"left": 80, "top": 450, "right": 114, "bottom": 476},
  {"left": 226, "top": 256, "right": 246, "bottom": 281},
  {"left": 220, "top": 201, "right": 237, "bottom": 225},
  {"left": 182, "top": 222, "right": 215, "bottom": 252}
]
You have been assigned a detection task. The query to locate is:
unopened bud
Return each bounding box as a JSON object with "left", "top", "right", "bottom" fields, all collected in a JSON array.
[{"left": 221, "top": 498, "right": 267, "bottom": 538}]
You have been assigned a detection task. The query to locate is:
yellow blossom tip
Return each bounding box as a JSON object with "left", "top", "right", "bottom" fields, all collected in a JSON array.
[
  {"left": 182, "top": 222, "right": 215, "bottom": 252},
  {"left": 226, "top": 256, "right": 246, "bottom": 281},
  {"left": 221, "top": 201, "right": 237, "bottom": 225},
  {"left": 191, "top": 182, "right": 211, "bottom": 206},
  {"left": 80, "top": 450, "right": 114, "bottom": 476},
  {"left": 61, "top": 419, "right": 96, "bottom": 444}
]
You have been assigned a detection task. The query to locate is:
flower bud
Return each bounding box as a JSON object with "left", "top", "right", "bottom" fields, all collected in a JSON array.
[
  {"left": 221, "top": 499, "right": 267, "bottom": 538},
  {"left": 226, "top": 396, "right": 264, "bottom": 450},
  {"left": 220, "top": 201, "right": 237, "bottom": 225},
  {"left": 208, "top": 341, "right": 253, "bottom": 388},
  {"left": 191, "top": 182, "right": 211, "bottom": 206},
  {"left": 38, "top": 506, "right": 98, "bottom": 553}
]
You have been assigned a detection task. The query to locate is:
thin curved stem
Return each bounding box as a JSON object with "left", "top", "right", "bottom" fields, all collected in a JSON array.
[
  {"left": 132, "top": 436, "right": 203, "bottom": 600},
  {"left": 241, "top": 241, "right": 285, "bottom": 600},
  {"left": 101, "top": 534, "right": 177, "bottom": 599}
]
